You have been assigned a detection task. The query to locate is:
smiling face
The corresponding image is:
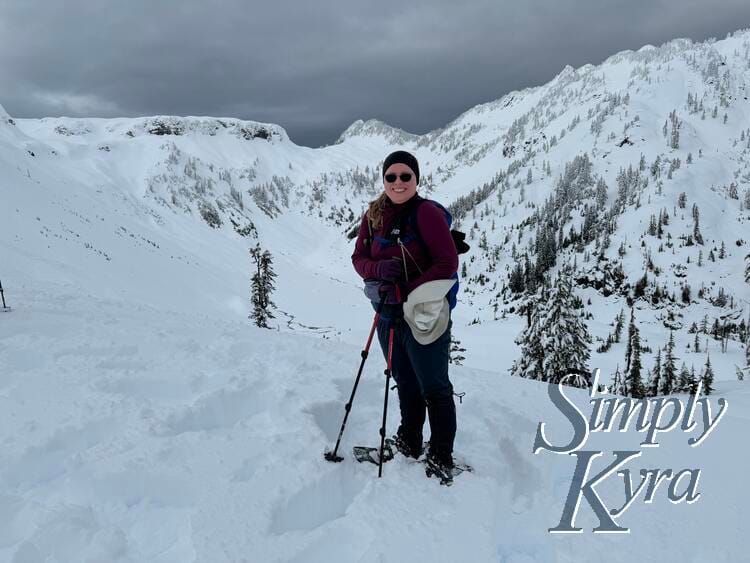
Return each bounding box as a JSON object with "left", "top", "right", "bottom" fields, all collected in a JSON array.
[{"left": 383, "top": 163, "right": 418, "bottom": 205}]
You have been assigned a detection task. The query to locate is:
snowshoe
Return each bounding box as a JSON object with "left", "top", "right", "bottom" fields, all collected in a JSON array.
[
  {"left": 353, "top": 439, "right": 395, "bottom": 465},
  {"left": 422, "top": 452, "right": 472, "bottom": 486}
]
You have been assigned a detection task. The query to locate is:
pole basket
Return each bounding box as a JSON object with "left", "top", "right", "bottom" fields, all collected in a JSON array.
[
  {"left": 0, "top": 280, "right": 10, "bottom": 312},
  {"left": 324, "top": 451, "right": 344, "bottom": 463}
]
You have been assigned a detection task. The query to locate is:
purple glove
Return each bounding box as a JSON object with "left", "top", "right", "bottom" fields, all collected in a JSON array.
[
  {"left": 364, "top": 280, "right": 403, "bottom": 304},
  {"left": 374, "top": 258, "right": 403, "bottom": 282}
]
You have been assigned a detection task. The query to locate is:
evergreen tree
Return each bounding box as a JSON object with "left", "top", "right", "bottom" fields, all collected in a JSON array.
[
  {"left": 508, "top": 262, "right": 525, "bottom": 294},
  {"left": 612, "top": 364, "right": 625, "bottom": 396},
  {"left": 595, "top": 178, "right": 608, "bottom": 209},
  {"left": 692, "top": 204, "right": 704, "bottom": 245},
  {"left": 646, "top": 348, "right": 662, "bottom": 397},
  {"left": 250, "top": 244, "right": 277, "bottom": 328},
  {"left": 540, "top": 267, "right": 592, "bottom": 387},
  {"left": 677, "top": 363, "right": 692, "bottom": 393},
  {"left": 613, "top": 309, "right": 625, "bottom": 342},
  {"left": 627, "top": 324, "right": 646, "bottom": 398},
  {"left": 511, "top": 268, "right": 592, "bottom": 388},
  {"left": 688, "top": 365, "right": 699, "bottom": 395},
  {"left": 702, "top": 353, "right": 715, "bottom": 395},
  {"left": 523, "top": 253, "right": 535, "bottom": 294},
  {"left": 644, "top": 366, "right": 655, "bottom": 397},
  {"left": 683, "top": 284, "right": 692, "bottom": 303},
  {"left": 700, "top": 315, "right": 709, "bottom": 334},
  {"left": 510, "top": 289, "right": 547, "bottom": 381},
  {"left": 660, "top": 331, "right": 678, "bottom": 394},
  {"left": 625, "top": 308, "right": 636, "bottom": 373}
]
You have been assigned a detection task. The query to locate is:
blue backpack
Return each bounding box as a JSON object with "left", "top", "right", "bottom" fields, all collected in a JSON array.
[{"left": 370, "top": 197, "right": 469, "bottom": 309}]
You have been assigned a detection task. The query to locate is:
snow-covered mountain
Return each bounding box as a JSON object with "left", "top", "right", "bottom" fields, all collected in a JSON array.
[
  {"left": 1, "top": 31, "right": 749, "bottom": 562},
  {"left": 5, "top": 31, "right": 750, "bottom": 371}
]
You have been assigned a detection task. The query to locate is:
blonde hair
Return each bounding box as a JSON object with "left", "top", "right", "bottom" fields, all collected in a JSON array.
[{"left": 366, "top": 192, "right": 389, "bottom": 229}]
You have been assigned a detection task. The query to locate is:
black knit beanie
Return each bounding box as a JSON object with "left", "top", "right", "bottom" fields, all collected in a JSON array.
[{"left": 382, "top": 150, "right": 420, "bottom": 185}]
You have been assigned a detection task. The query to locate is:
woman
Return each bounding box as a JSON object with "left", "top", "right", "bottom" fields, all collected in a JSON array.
[{"left": 351, "top": 150, "right": 459, "bottom": 472}]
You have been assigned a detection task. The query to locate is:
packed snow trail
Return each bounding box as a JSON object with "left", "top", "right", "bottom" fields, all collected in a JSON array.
[{"left": 0, "top": 280, "right": 746, "bottom": 562}]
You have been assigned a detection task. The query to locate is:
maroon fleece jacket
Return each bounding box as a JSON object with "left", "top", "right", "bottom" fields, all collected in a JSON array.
[{"left": 351, "top": 196, "right": 459, "bottom": 296}]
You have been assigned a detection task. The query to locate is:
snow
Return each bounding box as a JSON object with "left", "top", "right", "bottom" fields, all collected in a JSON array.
[
  {"left": 2, "top": 29, "right": 750, "bottom": 562},
  {"left": 1, "top": 281, "right": 747, "bottom": 561}
]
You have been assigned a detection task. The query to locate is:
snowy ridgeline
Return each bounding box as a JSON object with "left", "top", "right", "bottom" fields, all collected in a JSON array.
[
  {"left": 1, "top": 30, "right": 750, "bottom": 561},
  {"left": 0, "top": 284, "right": 747, "bottom": 561}
]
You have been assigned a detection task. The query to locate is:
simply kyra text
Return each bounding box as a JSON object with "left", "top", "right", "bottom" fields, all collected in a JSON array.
[{"left": 533, "top": 369, "right": 729, "bottom": 534}]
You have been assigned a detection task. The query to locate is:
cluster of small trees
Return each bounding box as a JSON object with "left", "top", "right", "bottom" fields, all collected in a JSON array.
[
  {"left": 611, "top": 312, "right": 715, "bottom": 398},
  {"left": 663, "top": 109, "right": 681, "bottom": 149},
  {"left": 596, "top": 309, "right": 625, "bottom": 353},
  {"left": 450, "top": 336, "right": 467, "bottom": 365},
  {"left": 505, "top": 154, "right": 611, "bottom": 296}
]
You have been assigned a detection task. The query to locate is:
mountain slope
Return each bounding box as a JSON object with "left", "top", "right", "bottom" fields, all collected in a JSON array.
[{"left": 3, "top": 31, "right": 750, "bottom": 378}]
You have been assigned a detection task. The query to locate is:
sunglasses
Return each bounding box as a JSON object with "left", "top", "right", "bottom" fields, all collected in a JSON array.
[{"left": 385, "top": 173, "right": 413, "bottom": 183}]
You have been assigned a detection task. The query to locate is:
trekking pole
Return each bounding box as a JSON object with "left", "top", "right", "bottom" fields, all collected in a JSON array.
[
  {"left": 378, "top": 324, "right": 395, "bottom": 478},
  {"left": 0, "top": 279, "right": 10, "bottom": 312},
  {"left": 324, "top": 292, "right": 388, "bottom": 462}
]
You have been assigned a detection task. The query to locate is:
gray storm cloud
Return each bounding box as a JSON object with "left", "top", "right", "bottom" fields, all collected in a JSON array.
[{"left": 1, "top": 0, "right": 749, "bottom": 146}]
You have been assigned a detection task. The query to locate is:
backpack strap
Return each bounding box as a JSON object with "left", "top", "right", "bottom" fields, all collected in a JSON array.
[
  {"left": 405, "top": 198, "right": 470, "bottom": 255},
  {"left": 370, "top": 196, "right": 425, "bottom": 249}
]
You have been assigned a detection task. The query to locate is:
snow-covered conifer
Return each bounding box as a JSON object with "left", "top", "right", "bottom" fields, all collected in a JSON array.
[
  {"left": 702, "top": 354, "right": 715, "bottom": 395},
  {"left": 646, "top": 348, "right": 662, "bottom": 397},
  {"left": 660, "top": 331, "right": 678, "bottom": 394},
  {"left": 627, "top": 321, "right": 645, "bottom": 397},
  {"left": 250, "top": 244, "right": 277, "bottom": 328},
  {"left": 540, "top": 267, "right": 592, "bottom": 387}
]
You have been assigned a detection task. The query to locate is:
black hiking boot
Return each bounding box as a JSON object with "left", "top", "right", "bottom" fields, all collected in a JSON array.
[
  {"left": 423, "top": 444, "right": 474, "bottom": 486},
  {"left": 392, "top": 426, "right": 424, "bottom": 459},
  {"left": 424, "top": 448, "right": 456, "bottom": 485}
]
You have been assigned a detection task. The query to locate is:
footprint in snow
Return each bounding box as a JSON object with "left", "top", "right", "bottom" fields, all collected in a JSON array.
[
  {"left": 305, "top": 401, "right": 344, "bottom": 443},
  {"left": 497, "top": 436, "right": 542, "bottom": 512},
  {"left": 154, "top": 383, "right": 269, "bottom": 437},
  {"left": 269, "top": 470, "right": 364, "bottom": 534}
]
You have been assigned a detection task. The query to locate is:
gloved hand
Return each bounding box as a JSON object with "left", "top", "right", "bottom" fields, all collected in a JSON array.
[
  {"left": 374, "top": 258, "right": 403, "bottom": 282},
  {"left": 364, "top": 280, "right": 403, "bottom": 304},
  {"left": 379, "top": 282, "right": 403, "bottom": 304}
]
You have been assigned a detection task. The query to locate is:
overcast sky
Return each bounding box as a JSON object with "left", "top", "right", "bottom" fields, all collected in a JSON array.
[{"left": 1, "top": 1, "right": 749, "bottom": 147}]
